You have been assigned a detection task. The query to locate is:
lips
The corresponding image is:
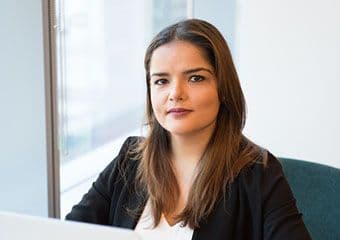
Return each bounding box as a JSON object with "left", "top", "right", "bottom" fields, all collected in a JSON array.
[
  {"left": 167, "top": 108, "right": 193, "bottom": 118},
  {"left": 167, "top": 108, "right": 192, "bottom": 113}
]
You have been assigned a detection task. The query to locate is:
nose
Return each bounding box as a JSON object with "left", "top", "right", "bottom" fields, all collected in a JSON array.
[{"left": 169, "top": 79, "right": 186, "bottom": 101}]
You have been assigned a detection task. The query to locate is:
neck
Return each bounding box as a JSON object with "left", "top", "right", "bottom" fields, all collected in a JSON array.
[
  {"left": 170, "top": 124, "right": 215, "bottom": 169},
  {"left": 168, "top": 125, "right": 215, "bottom": 217}
]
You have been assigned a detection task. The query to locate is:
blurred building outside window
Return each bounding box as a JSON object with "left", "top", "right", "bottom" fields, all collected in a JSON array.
[{"left": 55, "top": 0, "right": 188, "bottom": 218}]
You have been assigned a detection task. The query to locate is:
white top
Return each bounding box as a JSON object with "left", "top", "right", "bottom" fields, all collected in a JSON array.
[{"left": 134, "top": 200, "right": 194, "bottom": 240}]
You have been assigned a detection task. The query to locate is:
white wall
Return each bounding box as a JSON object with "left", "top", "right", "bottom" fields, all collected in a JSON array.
[
  {"left": 194, "top": 0, "right": 237, "bottom": 52},
  {"left": 0, "top": 0, "right": 48, "bottom": 215},
  {"left": 235, "top": 0, "right": 340, "bottom": 168}
]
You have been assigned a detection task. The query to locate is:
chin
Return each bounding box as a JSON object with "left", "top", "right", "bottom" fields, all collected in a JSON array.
[
  {"left": 166, "top": 126, "right": 203, "bottom": 136},
  {"left": 165, "top": 120, "right": 216, "bottom": 137}
]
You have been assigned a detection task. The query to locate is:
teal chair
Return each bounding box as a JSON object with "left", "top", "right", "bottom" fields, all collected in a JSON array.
[{"left": 279, "top": 158, "right": 340, "bottom": 240}]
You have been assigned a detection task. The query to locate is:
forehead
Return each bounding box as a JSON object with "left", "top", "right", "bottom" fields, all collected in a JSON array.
[{"left": 149, "top": 40, "right": 212, "bottom": 72}]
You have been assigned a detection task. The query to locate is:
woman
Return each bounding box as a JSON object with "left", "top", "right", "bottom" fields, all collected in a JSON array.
[{"left": 66, "top": 19, "right": 311, "bottom": 239}]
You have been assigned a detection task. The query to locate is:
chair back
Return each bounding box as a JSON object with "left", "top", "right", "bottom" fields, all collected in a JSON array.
[{"left": 279, "top": 158, "right": 340, "bottom": 240}]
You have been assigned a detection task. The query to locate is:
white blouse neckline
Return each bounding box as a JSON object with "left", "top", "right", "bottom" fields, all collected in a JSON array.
[{"left": 134, "top": 199, "right": 194, "bottom": 240}]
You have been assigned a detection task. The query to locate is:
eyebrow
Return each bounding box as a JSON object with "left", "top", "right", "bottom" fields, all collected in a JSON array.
[{"left": 150, "top": 67, "right": 214, "bottom": 77}]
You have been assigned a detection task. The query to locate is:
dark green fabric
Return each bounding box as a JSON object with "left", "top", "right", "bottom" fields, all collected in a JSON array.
[{"left": 279, "top": 158, "right": 340, "bottom": 240}]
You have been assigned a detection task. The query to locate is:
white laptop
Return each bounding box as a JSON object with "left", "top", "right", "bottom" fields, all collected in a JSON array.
[{"left": 0, "top": 211, "right": 142, "bottom": 240}]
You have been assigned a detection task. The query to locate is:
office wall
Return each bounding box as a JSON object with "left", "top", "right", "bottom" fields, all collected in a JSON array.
[
  {"left": 0, "top": 0, "right": 48, "bottom": 215},
  {"left": 235, "top": 0, "right": 340, "bottom": 168},
  {"left": 194, "top": 0, "right": 237, "bottom": 52},
  {"left": 195, "top": 0, "right": 339, "bottom": 168}
]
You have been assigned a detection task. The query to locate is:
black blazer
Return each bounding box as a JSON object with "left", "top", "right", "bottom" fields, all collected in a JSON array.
[{"left": 66, "top": 136, "right": 311, "bottom": 240}]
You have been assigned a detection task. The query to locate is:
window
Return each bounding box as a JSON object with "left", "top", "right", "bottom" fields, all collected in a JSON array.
[{"left": 55, "top": 0, "right": 188, "bottom": 218}]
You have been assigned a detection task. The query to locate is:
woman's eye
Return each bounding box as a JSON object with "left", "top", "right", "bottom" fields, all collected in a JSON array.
[
  {"left": 189, "top": 75, "right": 205, "bottom": 82},
  {"left": 154, "top": 79, "right": 168, "bottom": 85}
]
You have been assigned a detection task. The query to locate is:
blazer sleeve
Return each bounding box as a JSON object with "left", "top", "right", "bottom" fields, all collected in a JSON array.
[
  {"left": 261, "top": 153, "right": 312, "bottom": 240},
  {"left": 65, "top": 136, "right": 136, "bottom": 225}
]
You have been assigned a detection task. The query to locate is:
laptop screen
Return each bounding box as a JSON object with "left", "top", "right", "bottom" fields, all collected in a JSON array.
[{"left": 0, "top": 211, "right": 141, "bottom": 240}]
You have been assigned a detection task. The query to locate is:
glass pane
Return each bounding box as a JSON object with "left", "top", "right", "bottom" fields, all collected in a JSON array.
[{"left": 55, "top": 0, "right": 187, "bottom": 218}]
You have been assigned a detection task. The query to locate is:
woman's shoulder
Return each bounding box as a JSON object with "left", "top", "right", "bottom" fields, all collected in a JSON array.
[
  {"left": 234, "top": 151, "right": 310, "bottom": 238},
  {"left": 96, "top": 136, "right": 144, "bottom": 185},
  {"left": 236, "top": 137, "right": 284, "bottom": 182},
  {"left": 234, "top": 150, "right": 287, "bottom": 195},
  {"left": 119, "top": 136, "right": 144, "bottom": 154},
  {"left": 113, "top": 135, "right": 144, "bottom": 162},
  {"left": 120, "top": 135, "right": 144, "bottom": 165},
  {"left": 240, "top": 150, "right": 284, "bottom": 179},
  {"left": 236, "top": 150, "right": 295, "bottom": 205}
]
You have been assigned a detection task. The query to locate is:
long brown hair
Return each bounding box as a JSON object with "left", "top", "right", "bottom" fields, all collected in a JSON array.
[{"left": 135, "top": 19, "right": 266, "bottom": 229}]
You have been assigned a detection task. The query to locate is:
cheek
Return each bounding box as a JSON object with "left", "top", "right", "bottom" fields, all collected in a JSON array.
[
  {"left": 205, "top": 98, "right": 220, "bottom": 117},
  {"left": 199, "top": 96, "right": 220, "bottom": 121},
  {"left": 194, "top": 89, "right": 220, "bottom": 111},
  {"left": 150, "top": 89, "right": 166, "bottom": 115},
  {"left": 150, "top": 91, "right": 158, "bottom": 111}
]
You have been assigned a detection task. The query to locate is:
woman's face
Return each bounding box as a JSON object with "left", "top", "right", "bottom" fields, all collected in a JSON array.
[{"left": 149, "top": 40, "right": 220, "bottom": 137}]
